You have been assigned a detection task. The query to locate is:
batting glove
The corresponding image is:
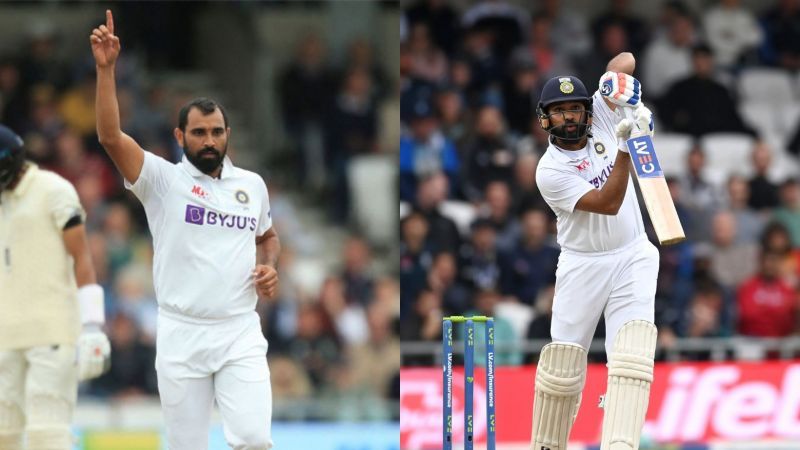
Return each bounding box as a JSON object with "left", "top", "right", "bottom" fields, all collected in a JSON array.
[
  {"left": 76, "top": 284, "right": 111, "bottom": 381},
  {"left": 616, "top": 104, "right": 654, "bottom": 151},
  {"left": 600, "top": 71, "right": 642, "bottom": 107},
  {"left": 77, "top": 325, "right": 111, "bottom": 381}
]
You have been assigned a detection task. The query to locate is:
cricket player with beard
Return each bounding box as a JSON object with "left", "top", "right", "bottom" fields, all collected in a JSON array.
[
  {"left": 91, "top": 10, "right": 280, "bottom": 450},
  {"left": 0, "top": 124, "right": 110, "bottom": 450},
  {"left": 530, "top": 52, "right": 659, "bottom": 450}
]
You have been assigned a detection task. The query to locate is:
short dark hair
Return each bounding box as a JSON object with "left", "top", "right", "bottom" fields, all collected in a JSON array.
[{"left": 177, "top": 97, "right": 229, "bottom": 132}]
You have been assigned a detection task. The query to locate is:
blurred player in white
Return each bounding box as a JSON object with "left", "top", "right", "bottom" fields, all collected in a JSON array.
[
  {"left": 91, "top": 10, "right": 281, "bottom": 450},
  {"left": 0, "top": 125, "right": 110, "bottom": 450},
  {"left": 530, "top": 53, "right": 659, "bottom": 450}
]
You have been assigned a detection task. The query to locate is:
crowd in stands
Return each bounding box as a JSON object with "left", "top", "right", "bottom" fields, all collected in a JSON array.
[
  {"left": 0, "top": 10, "right": 400, "bottom": 419},
  {"left": 400, "top": 0, "right": 800, "bottom": 364}
]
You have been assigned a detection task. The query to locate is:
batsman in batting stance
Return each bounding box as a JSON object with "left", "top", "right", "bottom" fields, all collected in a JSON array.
[
  {"left": 0, "top": 124, "right": 110, "bottom": 450},
  {"left": 530, "top": 52, "right": 658, "bottom": 450}
]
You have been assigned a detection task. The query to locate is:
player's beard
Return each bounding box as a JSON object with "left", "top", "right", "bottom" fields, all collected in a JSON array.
[{"left": 184, "top": 144, "right": 227, "bottom": 175}]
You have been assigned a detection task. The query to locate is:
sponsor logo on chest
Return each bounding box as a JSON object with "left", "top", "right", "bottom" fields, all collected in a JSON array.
[{"left": 184, "top": 204, "right": 256, "bottom": 231}]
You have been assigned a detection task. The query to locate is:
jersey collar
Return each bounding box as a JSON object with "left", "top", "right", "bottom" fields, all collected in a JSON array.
[
  {"left": 181, "top": 154, "right": 235, "bottom": 180},
  {"left": 546, "top": 141, "right": 589, "bottom": 165},
  {"left": 7, "top": 162, "right": 37, "bottom": 198}
]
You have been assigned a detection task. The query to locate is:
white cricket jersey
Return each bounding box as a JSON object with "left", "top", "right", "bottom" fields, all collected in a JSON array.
[
  {"left": 536, "top": 92, "right": 645, "bottom": 253},
  {"left": 0, "top": 164, "right": 82, "bottom": 349},
  {"left": 126, "top": 152, "right": 272, "bottom": 319}
]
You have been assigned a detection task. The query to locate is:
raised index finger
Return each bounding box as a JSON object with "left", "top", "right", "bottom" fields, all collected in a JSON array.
[{"left": 106, "top": 10, "right": 114, "bottom": 34}]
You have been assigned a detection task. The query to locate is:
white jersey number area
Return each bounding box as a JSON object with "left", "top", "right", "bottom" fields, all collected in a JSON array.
[{"left": 536, "top": 92, "right": 645, "bottom": 253}]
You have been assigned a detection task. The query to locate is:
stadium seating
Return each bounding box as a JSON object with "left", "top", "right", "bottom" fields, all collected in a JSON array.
[
  {"left": 652, "top": 132, "right": 694, "bottom": 177},
  {"left": 738, "top": 68, "right": 796, "bottom": 105},
  {"left": 700, "top": 133, "right": 756, "bottom": 184},
  {"left": 348, "top": 154, "right": 398, "bottom": 247}
]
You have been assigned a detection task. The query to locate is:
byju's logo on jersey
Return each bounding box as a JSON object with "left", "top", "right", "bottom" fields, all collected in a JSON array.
[{"left": 184, "top": 204, "right": 256, "bottom": 231}]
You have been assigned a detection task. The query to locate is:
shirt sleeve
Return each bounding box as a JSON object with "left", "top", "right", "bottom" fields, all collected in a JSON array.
[
  {"left": 256, "top": 177, "right": 273, "bottom": 236},
  {"left": 124, "top": 151, "right": 176, "bottom": 201},
  {"left": 591, "top": 91, "right": 621, "bottom": 137},
  {"left": 536, "top": 166, "right": 594, "bottom": 214},
  {"left": 48, "top": 175, "right": 85, "bottom": 230}
]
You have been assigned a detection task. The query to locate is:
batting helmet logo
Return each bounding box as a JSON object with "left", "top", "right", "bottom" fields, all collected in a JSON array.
[{"left": 559, "top": 81, "right": 574, "bottom": 94}]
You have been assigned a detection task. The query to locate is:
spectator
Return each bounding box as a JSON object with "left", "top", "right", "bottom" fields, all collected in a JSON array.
[
  {"left": 427, "top": 252, "right": 471, "bottom": 315},
  {"left": 512, "top": 151, "right": 549, "bottom": 216},
  {"left": 527, "top": 283, "right": 555, "bottom": 342},
  {"left": 269, "top": 356, "right": 313, "bottom": 402},
  {"left": 462, "top": 105, "right": 516, "bottom": 201},
  {"left": 461, "top": 25, "right": 506, "bottom": 98},
  {"left": 344, "top": 37, "right": 389, "bottom": 103},
  {"left": 759, "top": 0, "right": 800, "bottom": 70},
  {"left": 277, "top": 33, "right": 336, "bottom": 188},
  {"left": 537, "top": 0, "right": 592, "bottom": 58},
  {"left": 522, "top": 13, "right": 574, "bottom": 78},
  {"left": 480, "top": 180, "right": 519, "bottom": 251},
  {"left": 17, "top": 23, "right": 70, "bottom": 92},
  {"left": 340, "top": 237, "right": 375, "bottom": 307},
  {"left": 463, "top": 289, "right": 522, "bottom": 365},
  {"left": 434, "top": 84, "right": 469, "bottom": 146},
  {"left": 400, "top": 213, "right": 435, "bottom": 314},
  {"left": 48, "top": 128, "right": 119, "bottom": 200},
  {"left": 319, "top": 276, "right": 367, "bottom": 347},
  {"left": 287, "top": 302, "right": 342, "bottom": 390},
  {"left": 643, "top": 10, "right": 696, "bottom": 101},
  {"left": 458, "top": 218, "right": 502, "bottom": 291},
  {"left": 683, "top": 278, "right": 727, "bottom": 338},
  {"left": 502, "top": 49, "right": 541, "bottom": 136},
  {"left": 677, "top": 146, "right": 723, "bottom": 241},
  {"left": 0, "top": 58, "right": 26, "bottom": 132},
  {"left": 658, "top": 44, "right": 756, "bottom": 137},
  {"left": 577, "top": 21, "right": 632, "bottom": 89},
  {"left": 399, "top": 99, "right": 460, "bottom": 202},
  {"left": 461, "top": 0, "right": 530, "bottom": 63},
  {"left": 413, "top": 171, "right": 461, "bottom": 253},
  {"left": 708, "top": 211, "right": 759, "bottom": 291},
  {"left": 326, "top": 67, "right": 379, "bottom": 223},
  {"left": 737, "top": 249, "right": 799, "bottom": 337},
  {"left": 591, "top": 0, "right": 649, "bottom": 55},
  {"left": 58, "top": 72, "right": 97, "bottom": 140},
  {"left": 347, "top": 301, "right": 401, "bottom": 401},
  {"left": 499, "top": 209, "right": 559, "bottom": 305},
  {"left": 404, "top": 0, "right": 461, "bottom": 55},
  {"left": 702, "top": 0, "right": 762, "bottom": 69},
  {"left": 724, "top": 175, "right": 765, "bottom": 244},
  {"left": 748, "top": 142, "right": 781, "bottom": 210},
  {"left": 400, "top": 288, "right": 443, "bottom": 366},
  {"left": 407, "top": 23, "right": 449, "bottom": 84},
  {"left": 760, "top": 221, "right": 800, "bottom": 287},
  {"left": 773, "top": 178, "right": 800, "bottom": 246}
]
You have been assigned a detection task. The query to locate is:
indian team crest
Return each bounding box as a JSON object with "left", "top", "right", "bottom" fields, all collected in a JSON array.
[
  {"left": 594, "top": 142, "right": 606, "bottom": 155},
  {"left": 559, "top": 80, "right": 574, "bottom": 94},
  {"left": 235, "top": 190, "right": 249, "bottom": 204}
]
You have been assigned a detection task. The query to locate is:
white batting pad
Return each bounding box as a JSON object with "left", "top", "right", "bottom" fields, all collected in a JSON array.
[
  {"left": 600, "top": 320, "right": 657, "bottom": 450},
  {"left": 531, "top": 342, "right": 587, "bottom": 450}
]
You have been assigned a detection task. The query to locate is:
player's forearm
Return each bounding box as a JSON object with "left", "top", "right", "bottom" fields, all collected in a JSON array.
[
  {"left": 95, "top": 65, "right": 123, "bottom": 146},
  {"left": 598, "top": 152, "right": 632, "bottom": 213},
  {"left": 73, "top": 250, "right": 98, "bottom": 287},
  {"left": 257, "top": 233, "right": 281, "bottom": 268},
  {"left": 606, "top": 52, "right": 636, "bottom": 76}
]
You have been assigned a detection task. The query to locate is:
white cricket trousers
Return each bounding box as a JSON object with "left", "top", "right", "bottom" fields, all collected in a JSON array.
[
  {"left": 551, "top": 236, "right": 659, "bottom": 354},
  {"left": 0, "top": 345, "right": 77, "bottom": 450},
  {"left": 156, "top": 308, "right": 272, "bottom": 450}
]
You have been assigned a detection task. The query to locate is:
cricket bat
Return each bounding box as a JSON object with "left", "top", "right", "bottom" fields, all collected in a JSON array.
[{"left": 622, "top": 109, "right": 686, "bottom": 245}]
